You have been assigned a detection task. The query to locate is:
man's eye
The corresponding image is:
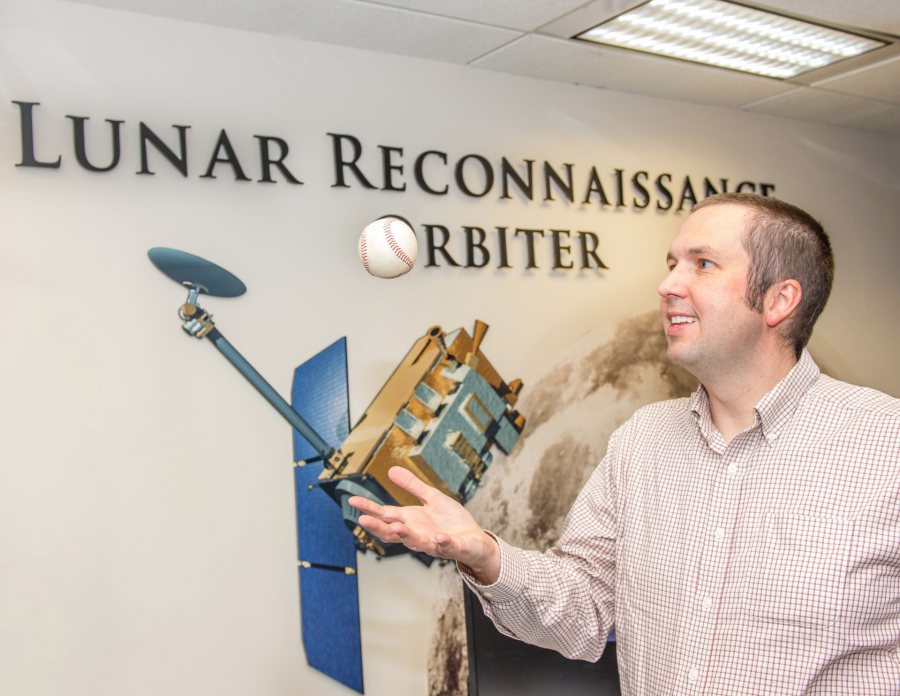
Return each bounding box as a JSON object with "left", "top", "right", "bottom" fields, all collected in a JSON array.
[{"left": 698, "top": 259, "right": 714, "bottom": 270}]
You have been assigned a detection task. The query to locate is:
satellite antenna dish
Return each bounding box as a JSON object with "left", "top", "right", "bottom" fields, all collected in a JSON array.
[{"left": 147, "top": 247, "right": 247, "bottom": 297}]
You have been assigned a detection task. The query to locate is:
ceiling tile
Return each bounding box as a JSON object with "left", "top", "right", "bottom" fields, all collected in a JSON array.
[
  {"left": 814, "top": 55, "right": 900, "bottom": 105},
  {"left": 538, "top": 0, "right": 646, "bottom": 38},
  {"left": 64, "top": 0, "right": 522, "bottom": 63},
  {"left": 360, "top": 0, "right": 589, "bottom": 32},
  {"left": 757, "top": 0, "right": 900, "bottom": 36},
  {"left": 63, "top": 0, "right": 290, "bottom": 33},
  {"left": 272, "top": 2, "right": 523, "bottom": 63},
  {"left": 473, "top": 34, "right": 795, "bottom": 108},
  {"left": 743, "top": 87, "right": 900, "bottom": 135}
]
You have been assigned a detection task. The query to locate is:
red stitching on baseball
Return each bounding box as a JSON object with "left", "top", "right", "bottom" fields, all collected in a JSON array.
[
  {"left": 383, "top": 218, "right": 414, "bottom": 268},
  {"left": 360, "top": 229, "right": 370, "bottom": 272}
]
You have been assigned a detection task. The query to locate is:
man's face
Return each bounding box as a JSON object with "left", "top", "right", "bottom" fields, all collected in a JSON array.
[{"left": 657, "top": 204, "right": 766, "bottom": 377}]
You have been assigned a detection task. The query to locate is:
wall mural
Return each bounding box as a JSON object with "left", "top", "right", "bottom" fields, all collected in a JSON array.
[
  {"left": 148, "top": 245, "right": 525, "bottom": 693},
  {"left": 427, "top": 311, "right": 696, "bottom": 696}
]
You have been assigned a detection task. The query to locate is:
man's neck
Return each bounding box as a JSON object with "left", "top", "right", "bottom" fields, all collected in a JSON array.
[{"left": 702, "top": 349, "right": 799, "bottom": 442}]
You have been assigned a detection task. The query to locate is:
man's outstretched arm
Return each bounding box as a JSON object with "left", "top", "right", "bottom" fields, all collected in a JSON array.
[
  {"left": 351, "top": 449, "right": 619, "bottom": 664},
  {"left": 347, "top": 465, "right": 501, "bottom": 584}
]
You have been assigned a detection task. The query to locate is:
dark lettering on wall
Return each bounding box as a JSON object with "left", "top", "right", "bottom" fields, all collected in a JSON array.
[
  {"left": 464, "top": 227, "right": 491, "bottom": 268},
  {"left": 414, "top": 150, "right": 448, "bottom": 195},
  {"left": 14, "top": 101, "right": 61, "bottom": 168},
  {"left": 408, "top": 223, "right": 613, "bottom": 271},
  {"left": 455, "top": 154, "right": 494, "bottom": 197},
  {"left": 494, "top": 227, "right": 511, "bottom": 269},
  {"left": 68, "top": 116, "right": 123, "bottom": 172},
  {"left": 582, "top": 167, "right": 610, "bottom": 206},
  {"left": 550, "top": 230, "right": 574, "bottom": 269},
  {"left": 614, "top": 168, "right": 626, "bottom": 207},
  {"left": 424, "top": 224, "right": 461, "bottom": 267},
  {"left": 704, "top": 177, "right": 728, "bottom": 196},
  {"left": 655, "top": 173, "right": 673, "bottom": 210},
  {"left": 543, "top": 163, "right": 574, "bottom": 203},
  {"left": 255, "top": 135, "right": 302, "bottom": 184},
  {"left": 328, "top": 132, "right": 376, "bottom": 189},
  {"left": 200, "top": 130, "right": 250, "bottom": 181},
  {"left": 631, "top": 170, "right": 650, "bottom": 209},
  {"left": 8, "top": 100, "right": 780, "bottom": 275},
  {"left": 500, "top": 158, "right": 534, "bottom": 201},
  {"left": 678, "top": 176, "right": 698, "bottom": 211},
  {"left": 137, "top": 123, "right": 190, "bottom": 177},
  {"left": 578, "top": 231, "right": 609, "bottom": 269},
  {"left": 380, "top": 146, "right": 405, "bottom": 192},
  {"left": 515, "top": 228, "right": 545, "bottom": 269}
]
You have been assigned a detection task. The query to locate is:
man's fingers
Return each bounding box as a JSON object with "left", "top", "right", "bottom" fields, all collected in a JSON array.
[
  {"left": 357, "top": 514, "right": 404, "bottom": 543},
  {"left": 388, "top": 466, "right": 437, "bottom": 504},
  {"left": 360, "top": 517, "right": 434, "bottom": 555},
  {"left": 347, "top": 495, "right": 380, "bottom": 515},
  {"left": 358, "top": 515, "right": 464, "bottom": 561},
  {"left": 348, "top": 497, "right": 404, "bottom": 524}
]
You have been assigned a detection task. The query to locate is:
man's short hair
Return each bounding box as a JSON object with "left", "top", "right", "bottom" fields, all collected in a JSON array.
[{"left": 693, "top": 192, "right": 834, "bottom": 356}]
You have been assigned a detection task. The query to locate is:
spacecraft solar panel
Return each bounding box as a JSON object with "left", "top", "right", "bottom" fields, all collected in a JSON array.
[
  {"left": 291, "top": 337, "right": 351, "bottom": 463},
  {"left": 292, "top": 461, "right": 357, "bottom": 570},
  {"left": 291, "top": 338, "right": 364, "bottom": 693},
  {"left": 298, "top": 566, "right": 364, "bottom": 693},
  {"left": 291, "top": 336, "right": 356, "bottom": 567}
]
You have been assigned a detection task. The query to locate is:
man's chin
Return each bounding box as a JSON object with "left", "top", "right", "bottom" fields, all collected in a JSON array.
[{"left": 665, "top": 344, "right": 693, "bottom": 368}]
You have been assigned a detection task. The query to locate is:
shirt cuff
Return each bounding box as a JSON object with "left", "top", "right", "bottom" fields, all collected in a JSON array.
[{"left": 457, "top": 532, "right": 528, "bottom": 604}]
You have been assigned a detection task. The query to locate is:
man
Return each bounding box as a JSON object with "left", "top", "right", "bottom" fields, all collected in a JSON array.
[{"left": 349, "top": 193, "right": 900, "bottom": 695}]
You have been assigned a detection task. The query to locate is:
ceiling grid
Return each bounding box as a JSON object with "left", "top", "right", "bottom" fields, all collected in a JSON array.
[{"left": 62, "top": 0, "right": 900, "bottom": 134}]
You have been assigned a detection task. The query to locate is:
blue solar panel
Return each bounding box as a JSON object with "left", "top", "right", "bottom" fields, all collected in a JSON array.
[
  {"left": 291, "top": 338, "right": 363, "bottom": 691},
  {"left": 299, "top": 566, "right": 364, "bottom": 694},
  {"left": 293, "top": 463, "right": 357, "bottom": 569},
  {"left": 291, "top": 337, "right": 351, "bottom": 462},
  {"left": 291, "top": 337, "right": 356, "bottom": 570}
]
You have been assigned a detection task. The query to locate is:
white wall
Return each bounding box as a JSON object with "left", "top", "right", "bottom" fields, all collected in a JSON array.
[{"left": 1, "top": 2, "right": 898, "bottom": 695}]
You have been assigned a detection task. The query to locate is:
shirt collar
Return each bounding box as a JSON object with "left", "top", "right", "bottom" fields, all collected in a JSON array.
[
  {"left": 688, "top": 385, "right": 716, "bottom": 445},
  {"left": 753, "top": 348, "right": 820, "bottom": 442},
  {"left": 689, "top": 349, "right": 821, "bottom": 444}
]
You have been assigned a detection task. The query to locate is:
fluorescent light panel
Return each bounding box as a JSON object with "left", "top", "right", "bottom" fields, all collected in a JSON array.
[{"left": 575, "top": 0, "right": 887, "bottom": 79}]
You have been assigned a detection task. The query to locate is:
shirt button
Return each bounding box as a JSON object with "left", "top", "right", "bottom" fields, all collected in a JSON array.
[
  {"left": 483, "top": 591, "right": 493, "bottom": 600},
  {"left": 715, "top": 528, "right": 725, "bottom": 541},
  {"left": 726, "top": 463, "right": 738, "bottom": 476},
  {"left": 688, "top": 668, "right": 700, "bottom": 684},
  {"left": 702, "top": 596, "right": 713, "bottom": 611}
]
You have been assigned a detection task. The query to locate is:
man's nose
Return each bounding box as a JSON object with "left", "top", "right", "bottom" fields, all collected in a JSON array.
[{"left": 657, "top": 265, "right": 685, "bottom": 298}]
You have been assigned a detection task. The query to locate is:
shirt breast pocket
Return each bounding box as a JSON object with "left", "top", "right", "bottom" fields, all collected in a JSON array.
[{"left": 742, "top": 513, "right": 852, "bottom": 628}]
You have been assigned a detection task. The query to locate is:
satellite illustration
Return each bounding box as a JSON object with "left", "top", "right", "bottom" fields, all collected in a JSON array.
[{"left": 148, "top": 247, "right": 525, "bottom": 693}]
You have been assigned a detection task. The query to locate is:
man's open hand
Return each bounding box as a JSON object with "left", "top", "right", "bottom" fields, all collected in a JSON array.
[{"left": 348, "top": 466, "right": 500, "bottom": 584}]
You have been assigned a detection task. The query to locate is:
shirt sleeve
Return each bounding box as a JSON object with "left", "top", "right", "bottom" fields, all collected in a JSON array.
[{"left": 458, "top": 427, "right": 621, "bottom": 662}]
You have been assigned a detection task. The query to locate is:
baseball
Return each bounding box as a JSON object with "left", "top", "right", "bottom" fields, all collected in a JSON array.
[{"left": 358, "top": 216, "right": 418, "bottom": 278}]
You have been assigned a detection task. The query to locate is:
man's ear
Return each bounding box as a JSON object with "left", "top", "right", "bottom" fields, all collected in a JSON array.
[{"left": 765, "top": 279, "right": 802, "bottom": 328}]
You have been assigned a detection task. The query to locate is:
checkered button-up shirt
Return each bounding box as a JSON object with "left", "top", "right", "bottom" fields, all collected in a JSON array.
[{"left": 464, "top": 350, "right": 900, "bottom": 695}]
